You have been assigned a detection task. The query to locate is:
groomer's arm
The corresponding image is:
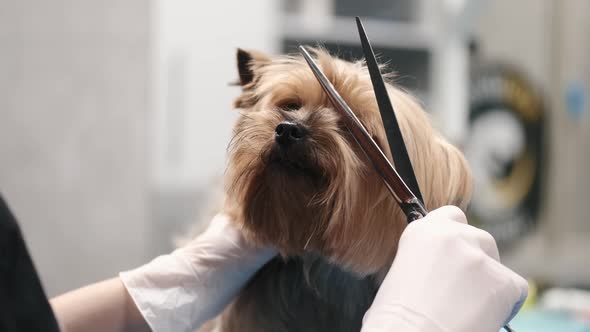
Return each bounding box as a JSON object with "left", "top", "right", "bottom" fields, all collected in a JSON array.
[
  {"left": 51, "top": 214, "right": 276, "bottom": 332},
  {"left": 50, "top": 277, "right": 149, "bottom": 332}
]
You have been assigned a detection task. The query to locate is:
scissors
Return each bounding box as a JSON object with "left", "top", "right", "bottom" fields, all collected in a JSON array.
[{"left": 299, "top": 16, "right": 515, "bottom": 332}]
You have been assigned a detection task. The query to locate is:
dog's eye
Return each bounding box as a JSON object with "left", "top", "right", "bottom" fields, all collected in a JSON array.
[{"left": 278, "top": 100, "right": 302, "bottom": 111}]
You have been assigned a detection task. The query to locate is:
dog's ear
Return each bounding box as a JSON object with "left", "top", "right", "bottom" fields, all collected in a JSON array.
[{"left": 236, "top": 48, "right": 271, "bottom": 87}]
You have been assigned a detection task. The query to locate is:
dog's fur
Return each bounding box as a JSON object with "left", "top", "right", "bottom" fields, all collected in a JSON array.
[{"left": 202, "top": 48, "right": 472, "bottom": 332}]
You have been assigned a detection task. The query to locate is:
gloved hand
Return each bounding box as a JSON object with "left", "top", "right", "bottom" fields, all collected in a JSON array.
[
  {"left": 362, "top": 206, "right": 528, "bottom": 332},
  {"left": 119, "top": 213, "right": 276, "bottom": 332}
]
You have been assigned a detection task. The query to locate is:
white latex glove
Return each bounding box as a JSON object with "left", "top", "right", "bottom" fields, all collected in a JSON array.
[
  {"left": 362, "top": 206, "right": 528, "bottom": 332},
  {"left": 119, "top": 214, "right": 276, "bottom": 332}
]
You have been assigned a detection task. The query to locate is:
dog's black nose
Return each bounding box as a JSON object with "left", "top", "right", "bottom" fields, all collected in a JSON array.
[{"left": 275, "top": 121, "right": 307, "bottom": 145}]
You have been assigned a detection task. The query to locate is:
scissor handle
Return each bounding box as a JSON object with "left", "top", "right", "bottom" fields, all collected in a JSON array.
[{"left": 398, "top": 197, "right": 428, "bottom": 224}]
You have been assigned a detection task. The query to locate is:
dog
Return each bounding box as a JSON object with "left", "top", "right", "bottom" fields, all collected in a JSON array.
[{"left": 201, "top": 48, "right": 472, "bottom": 332}]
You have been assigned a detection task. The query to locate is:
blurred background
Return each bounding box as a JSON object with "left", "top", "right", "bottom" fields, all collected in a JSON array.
[{"left": 1, "top": 0, "right": 589, "bottom": 330}]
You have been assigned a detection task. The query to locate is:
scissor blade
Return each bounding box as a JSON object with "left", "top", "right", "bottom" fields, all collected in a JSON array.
[
  {"left": 355, "top": 17, "right": 425, "bottom": 206},
  {"left": 299, "top": 46, "right": 416, "bottom": 206}
]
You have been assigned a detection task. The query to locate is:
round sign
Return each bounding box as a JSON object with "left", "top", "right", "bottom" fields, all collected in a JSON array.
[{"left": 465, "top": 65, "right": 545, "bottom": 247}]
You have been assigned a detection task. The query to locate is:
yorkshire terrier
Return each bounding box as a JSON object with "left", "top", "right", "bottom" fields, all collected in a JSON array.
[{"left": 201, "top": 48, "right": 472, "bottom": 332}]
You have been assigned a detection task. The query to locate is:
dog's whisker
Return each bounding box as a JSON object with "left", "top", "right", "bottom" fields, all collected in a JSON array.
[{"left": 238, "top": 111, "right": 256, "bottom": 121}]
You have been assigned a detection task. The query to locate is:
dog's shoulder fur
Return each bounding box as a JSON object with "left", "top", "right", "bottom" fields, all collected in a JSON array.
[{"left": 217, "top": 255, "right": 378, "bottom": 332}]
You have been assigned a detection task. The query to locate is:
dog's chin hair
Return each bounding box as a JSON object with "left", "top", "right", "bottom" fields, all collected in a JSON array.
[
  {"left": 226, "top": 145, "right": 330, "bottom": 254},
  {"left": 225, "top": 135, "right": 400, "bottom": 275}
]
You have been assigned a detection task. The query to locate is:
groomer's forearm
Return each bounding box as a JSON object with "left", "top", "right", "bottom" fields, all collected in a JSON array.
[{"left": 50, "top": 277, "right": 151, "bottom": 332}]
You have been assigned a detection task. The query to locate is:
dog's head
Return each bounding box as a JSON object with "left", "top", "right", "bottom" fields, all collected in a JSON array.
[{"left": 224, "top": 48, "right": 472, "bottom": 275}]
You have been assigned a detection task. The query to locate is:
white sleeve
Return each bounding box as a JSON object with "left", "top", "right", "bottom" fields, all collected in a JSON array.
[{"left": 120, "top": 214, "right": 276, "bottom": 332}]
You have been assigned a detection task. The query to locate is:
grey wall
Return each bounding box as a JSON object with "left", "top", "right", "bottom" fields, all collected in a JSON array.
[{"left": 0, "top": 1, "right": 152, "bottom": 296}]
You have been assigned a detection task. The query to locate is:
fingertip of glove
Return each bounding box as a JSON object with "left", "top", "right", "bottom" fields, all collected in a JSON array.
[{"left": 427, "top": 205, "right": 468, "bottom": 224}]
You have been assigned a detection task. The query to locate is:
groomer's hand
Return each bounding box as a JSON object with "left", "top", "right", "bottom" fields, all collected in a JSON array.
[
  {"left": 362, "top": 206, "right": 528, "bottom": 332},
  {"left": 120, "top": 214, "right": 276, "bottom": 332}
]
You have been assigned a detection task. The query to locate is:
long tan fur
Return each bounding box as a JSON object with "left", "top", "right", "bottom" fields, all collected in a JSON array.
[{"left": 204, "top": 48, "right": 472, "bottom": 332}]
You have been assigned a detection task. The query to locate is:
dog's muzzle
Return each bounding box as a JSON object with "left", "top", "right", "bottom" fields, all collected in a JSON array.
[{"left": 275, "top": 121, "right": 308, "bottom": 147}]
